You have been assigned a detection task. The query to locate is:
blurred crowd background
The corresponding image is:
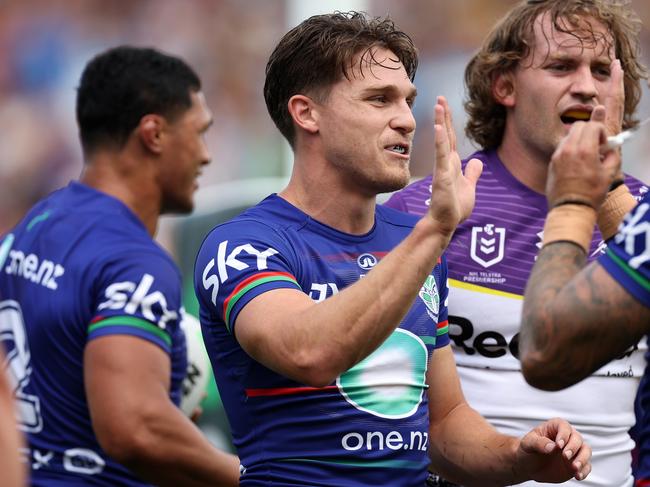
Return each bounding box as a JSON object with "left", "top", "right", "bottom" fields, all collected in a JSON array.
[
  {"left": 2, "top": 0, "right": 649, "bottom": 450},
  {"left": 2, "top": 0, "right": 650, "bottom": 236}
]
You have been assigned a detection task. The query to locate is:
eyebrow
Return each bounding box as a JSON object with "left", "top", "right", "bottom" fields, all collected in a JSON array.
[
  {"left": 361, "top": 84, "right": 418, "bottom": 99},
  {"left": 546, "top": 52, "right": 613, "bottom": 64}
]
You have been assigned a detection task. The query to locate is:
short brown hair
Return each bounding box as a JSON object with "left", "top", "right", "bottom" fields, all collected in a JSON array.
[
  {"left": 264, "top": 11, "right": 418, "bottom": 146},
  {"left": 464, "top": 0, "right": 646, "bottom": 149}
]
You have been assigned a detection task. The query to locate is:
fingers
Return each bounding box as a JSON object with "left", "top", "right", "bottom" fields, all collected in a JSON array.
[
  {"left": 556, "top": 121, "right": 606, "bottom": 156},
  {"left": 602, "top": 59, "right": 625, "bottom": 134},
  {"left": 590, "top": 105, "right": 605, "bottom": 123},
  {"left": 522, "top": 416, "right": 572, "bottom": 454},
  {"left": 570, "top": 443, "right": 592, "bottom": 481},
  {"left": 557, "top": 425, "right": 592, "bottom": 481},
  {"left": 437, "top": 96, "right": 457, "bottom": 152},
  {"left": 525, "top": 419, "right": 591, "bottom": 478},
  {"left": 433, "top": 103, "right": 450, "bottom": 173},
  {"left": 464, "top": 158, "right": 483, "bottom": 187}
]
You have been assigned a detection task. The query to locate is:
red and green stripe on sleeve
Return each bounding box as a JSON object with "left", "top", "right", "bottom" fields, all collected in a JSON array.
[
  {"left": 87, "top": 315, "right": 172, "bottom": 352},
  {"left": 222, "top": 271, "right": 301, "bottom": 332}
]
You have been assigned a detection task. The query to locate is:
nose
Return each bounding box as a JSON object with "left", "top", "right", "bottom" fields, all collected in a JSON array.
[
  {"left": 570, "top": 65, "right": 598, "bottom": 101},
  {"left": 200, "top": 139, "right": 211, "bottom": 167},
  {"left": 390, "top": 99, "right": 416, "bottom": 134}
]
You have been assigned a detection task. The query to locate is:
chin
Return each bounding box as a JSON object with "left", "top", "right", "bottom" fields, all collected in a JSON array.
[
  {"left": 386, "top": 169, "right": 411, "bottom": 191},
  {"left": 161, "top": 198, "right": 194, "bottom": 215},
  {"left": 371, "top": 175, "right": 411, "bottom": 195}
]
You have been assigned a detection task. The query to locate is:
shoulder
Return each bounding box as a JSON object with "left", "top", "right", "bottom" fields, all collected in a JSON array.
[
  {"left": 197, "top": 197, "right": 301, "bottom": 257},
  {"left": 194, "top": 196, "right": 304, "bottom": 285},
  {"left": 598, "top": 193, "right": 650, "bottom": 303}
]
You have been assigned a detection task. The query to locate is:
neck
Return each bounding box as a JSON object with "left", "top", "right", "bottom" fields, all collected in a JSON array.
[
  {"left": 497, "top": 129, "right": 549, "bottom": 194},
  {"left": 79, "top": 151, "right": 161, "bottom": 236},
  {"left": 279, "top": 155, "right": 376, "bottom": 235}
]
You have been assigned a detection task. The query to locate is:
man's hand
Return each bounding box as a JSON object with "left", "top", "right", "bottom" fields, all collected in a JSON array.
[
  {"left": 591, "top": 58, "right": 624, "bottom": 184},
  {"left": 515, "top": 418, "right": 592, "bottom": 482},
  {"left": 429, "top": 96, "right": 482, "bottom": 238},
  {"left": 597, "top": 58, "right": 625, "bottom": 134},
  {"left": 546, "top": 120, "right": 618, "bottom": 210}
]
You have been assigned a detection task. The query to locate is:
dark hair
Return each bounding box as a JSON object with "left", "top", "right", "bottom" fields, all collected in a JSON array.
[
  {"left": 76, "top": 45, "right": 201, "bottom": 154},
  {"left": 464, "top": 0, "right": 646, "bottom": 149},
  {"left": 264, "top": 11, "right": 418, "bottom": 146}
]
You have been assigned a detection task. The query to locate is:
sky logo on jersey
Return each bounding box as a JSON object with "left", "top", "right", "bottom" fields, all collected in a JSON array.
[
  {"left": 356, "top": 253, "right": 378, "bottom": 270},
  {"left": 614, "top": 202, "right": 649, "bottom": 270},
  {"left": 337, "top": 328, "right": 428, "bottom": 419},
  {"left": 202, "top": 240, "right": 280, "bottom": 306},
  {"left": 418, "top": 276, "right": 439, "bottom": 322},
  {"left": 309, "top": 282, "right": 339, "bottom": 302},
  {"left": 470, "top": 224, "right": 506, "bottom": 268},
  {"left": 97, "top": 274, "right": 178, "bottom": 329}
]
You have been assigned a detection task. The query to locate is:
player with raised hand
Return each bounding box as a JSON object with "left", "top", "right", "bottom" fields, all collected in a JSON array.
[{"left": 195, "top": 11, "right": 590, "bottom": 486}]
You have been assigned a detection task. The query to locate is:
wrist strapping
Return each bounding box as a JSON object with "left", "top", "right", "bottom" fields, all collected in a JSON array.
[
  {"left": 542, "top": 203, "right": 597, "bottom": 253},
  {"left": 597, "top": 184, "right": 637, "bottom": 240}
]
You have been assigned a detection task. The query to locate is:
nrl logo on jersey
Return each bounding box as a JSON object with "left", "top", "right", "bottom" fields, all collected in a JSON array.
[
  {"left": 470, "top": 224, "right": 506, "bottom": 268},
  {"left": 202, "top": 240, "right": 279, "bottom": 306},
  {"left": 418, "top": 276, "right": 439, "bottom": 322}
]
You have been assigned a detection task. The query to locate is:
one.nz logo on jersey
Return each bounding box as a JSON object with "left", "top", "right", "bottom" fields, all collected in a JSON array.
[{"left": 337, "top": 328, "right": 428, "bottom": 419}]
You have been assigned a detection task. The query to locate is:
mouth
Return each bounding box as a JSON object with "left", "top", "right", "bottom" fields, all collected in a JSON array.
[
  {"left": 560, "top": 108, "right": 592, "bottom": 125},
  {"left": 385, "top": 143, "right": 410, "bottom": 157}
]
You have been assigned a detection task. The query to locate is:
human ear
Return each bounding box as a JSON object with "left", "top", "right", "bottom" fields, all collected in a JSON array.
[
  {"left": 493, "top": 72, "right": 516, "bottom": 107},
  {"left": 287, "top": 94, "right": 319, "bottom": 135},
  {"left": 138, "top": 114, "right": 165, "bottom": 154}
]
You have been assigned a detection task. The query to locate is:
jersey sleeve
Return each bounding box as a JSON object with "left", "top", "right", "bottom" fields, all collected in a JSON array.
[
  {"left": 88, "top": 248, "right": 183, "bottom": 354},
  {"left": 598, "top": 194, "right": 650, "bottom": 307},
  {"left": 194, "top": 219, "right": 302, "bottom": 336},
  {"left": 435, "top": 254, "right": 450, "bottom": 349}
]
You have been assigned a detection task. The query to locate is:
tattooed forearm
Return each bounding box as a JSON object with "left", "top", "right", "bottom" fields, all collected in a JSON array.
[{"left": 520, "top": 242, "right": 647, "bottom": 391}]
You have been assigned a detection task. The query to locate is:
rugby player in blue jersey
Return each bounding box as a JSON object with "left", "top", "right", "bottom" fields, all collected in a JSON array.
[
  {"left": 195, "top": 12, "right": 591, "bottom": 486},
  {"left": 0, "top": 46, "right": 239, "bottom": 486},
  {"left": 519, "top": 112, "right": 650, "bottom": 482}
]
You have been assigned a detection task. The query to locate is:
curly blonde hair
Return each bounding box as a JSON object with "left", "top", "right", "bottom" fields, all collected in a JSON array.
[{"left": 464, "top": 0, "right": 646, "bottom": 149}]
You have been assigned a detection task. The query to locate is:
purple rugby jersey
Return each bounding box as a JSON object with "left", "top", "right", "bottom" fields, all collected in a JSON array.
[
  {"left": 386, "top": 149, "right": 647, "bottom": 295},
  {"left": 385, "top": 148, "right": 648, "bottom": 487}
]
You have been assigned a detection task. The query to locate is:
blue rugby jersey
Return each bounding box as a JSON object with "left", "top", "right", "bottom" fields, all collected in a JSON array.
[
  {"left": 0, "top": 181, "right": 186, "bottom": 486},
  {"left": 600, "top": 193, "right": 650, "bottom": 487},
  {"left": 195, "top": 194, "right": 449, "bottom": 486}
]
